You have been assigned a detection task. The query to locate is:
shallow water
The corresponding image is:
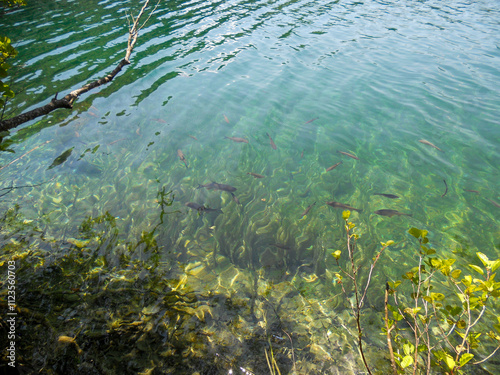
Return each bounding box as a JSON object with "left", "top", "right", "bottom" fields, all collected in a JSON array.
[{"left": 1, "top": 0, "right": 499, "bottom": 373}]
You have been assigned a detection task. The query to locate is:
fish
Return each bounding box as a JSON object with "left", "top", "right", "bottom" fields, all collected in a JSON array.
[
  {"left": 185, "top": 202, "right": 222, "bottom": 213},
  {"left": 300, "top": 149, "right": 304, "bottom": 158},
  {"left": 419, "top": 139, "right": 443, "bottom": 152},
  {"left": 326, "top": 201, "right": 362, "bottom": 213},
  {"left": 374, "top": 193, "right": 400, "bottom": 199},
  {"left": 326, "top": 161, "right": 342, "bottom": 172},
  {"left": 230, "top": 192, "right": 240, "bottom": 204},
  {"left": 374, "top": 209, "right": 412, "bottom": 217},
  {"left": 337, "top": 150, "right": 360, "bottom": 160},
  {"left": 266, "top": 132, "right": 277, "bottom": 150},
  {"left": 197, "top": 182, "right": 237, "bottom": 192},
  {"left": 463, "top": 189, "right": 479, "bottom": 194},
  {"left": 223, "top": 114, "right": 230, "bottom": 123},
  {"left": 108, "top": 138, "right": 126, "bottom": 145},
  {"left": 486, "top": 198, "right": 500, "bottom": 208},
  {"left": 441, "top": 179, "right": 448, "bottom": 198},
  {"left": 247, "top": 172, "right": 265, "bottom": 178},
  {"left": 152, "top": 118, "right": 167, "bottom": 123},
  {"left": 177, "top": 149, "right": 188, "bottom": 168},
  {"left": 300, "top": 202, "right": 316, "bottom": 218},
  {"left": 188, "top": 135, "right": 198, "bottom": 141},
  {"left": 224, "top": 136, "right": 248, "bottom": 143},
  {"left": 304, "top": 117, "right": 319, "bottom": 124}
]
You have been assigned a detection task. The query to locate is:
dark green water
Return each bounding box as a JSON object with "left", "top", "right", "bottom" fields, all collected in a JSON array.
[{"left": 0, "top": 0, "right": 499, "bottom": 373}]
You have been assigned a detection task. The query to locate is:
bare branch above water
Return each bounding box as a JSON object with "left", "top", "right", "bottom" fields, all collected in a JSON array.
[{"left": 0, "top": 0, "right": 159, "bottom": 133}]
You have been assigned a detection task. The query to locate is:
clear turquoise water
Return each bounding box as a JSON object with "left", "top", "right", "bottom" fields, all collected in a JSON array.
[{"left": 1, "top": 0, "right": 499, "bottom": 373}]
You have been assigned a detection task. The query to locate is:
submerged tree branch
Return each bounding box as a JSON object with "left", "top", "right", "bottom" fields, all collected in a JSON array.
[{"left": 0, "top": 0, "right": 158, "bottom": 133}]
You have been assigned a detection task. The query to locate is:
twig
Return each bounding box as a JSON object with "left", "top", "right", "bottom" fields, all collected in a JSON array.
[
  {"left": 0, "top": 177, "right": 54, "bottom": 198},
  {"left": 0, "top": 0, "right": 157, "bottom": 132},
  {"left": 360, "top": 244, "right": 389, "bottom": 306},
  {"left": 138, "top": 0, "right": 161, "bottom": 32},
  {"left": 282, "top": 329, "right": 296, "bottom": 374},
  {"left": 473, "top": 343, "right": 500, "bottom": 365},
  {"left": 384, "top": 283, "right": 398, "bottom": 375},
  {"left": 345, "top": 222, "right": 372, "bottom": 375}
]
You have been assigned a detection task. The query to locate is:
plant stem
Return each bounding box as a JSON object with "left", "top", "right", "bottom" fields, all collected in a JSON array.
[
  {"left": 346, "top": 223, "right": 372, "bottom": 375},
  {"left": 384, "top": 284, "right": 398, "bottom": 375}
]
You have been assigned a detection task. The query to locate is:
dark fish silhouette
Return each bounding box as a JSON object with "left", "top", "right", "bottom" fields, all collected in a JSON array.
[
  {"left": 266, "top": 132, "right": 277, "bottom": 150},
  {"left": 374, "top": 193, "right": 399, "bottom": 199},
  {"left": 197, "top": 182, "right": 237, "bottom": 192},
  {"left": 326, "top": 201, "right": 362, "bottom": 213},
  {"left": 463, "top": 189, "right": 479, "bottom": 194},
  {"left": 225, "top": 136, "right": 248, "bottom": 143},
  {"left": 247, "top": 172, "right": 265, "bottom": 178},
  {"left": 48, "top": 148, "right": 74, "bottom": 170},
  {"left": 300, "top": 202, "right": 316, "bottom": 218},
  {"left": 230, "top": 192, "right": 240, "bottom": 204},
  {"left": 419, "top": 139, "right": 443, "bottom": 152},
  {"left": 326, "top": 161, "right": 342, "bottom": 172},
  {"left": 441, "top": 179, "right": 448, "bottom": 198},
  {"left": 337, "top": 150, "right": 360, "bottom": 160},
  {"left": 487, "top": 198, "right": 500, "bottom": 208},
  {"left": 185, "top": 202, "right": 222, "bottom": 213},
  {"left": 375, "top": 209, "right": 411, "bottom": 217},
  {"left": 304, "top": 117, "right": 319, "bottom": 124},
  {"left": 177, "top": 149, "right": 188, "bottom": 168}
]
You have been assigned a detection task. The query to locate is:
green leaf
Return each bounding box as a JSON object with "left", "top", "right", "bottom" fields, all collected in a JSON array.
[
  {"left": 401, "top": 355, "right": 413, "bottom": 369},
  {"left": 451, "top": 269, "right": 462, "bottom": 279},
  {"left": 459, "top": 353, "right": 474, "bottom": 367},
  {"left": 469, "top": 264, "right": 484, "bottom": 275},
  {"left": 477, "top": 252, "right": 490, "bottom": 267},
  {"left": 444, "top": 354, "right": 456, "bottom": 370},
  {"left": 431, "top": 292, "right": 445, "bottom": 301},
  {"left": 342, "top": 210, "right": 350, "bottom": 220},
  {"left": 462, "top": 275, "right": 472, "bottom": 287},
  {"left": 430, "top": 258, "right": 442, "bottom": 268},
  {"left": 491, "top": 260, "right": 500, "bottom": 272},
  {"left": 409, "top": 227, "right": 421, "bottom": 239},
  {"left": 403, "top": 343, "right": 415, "bottom": 356},
  {"left": 417, "top": 344, "right": 428, "bottom": 352},
  {"left": 392, "top": 311, "right": 404, "bottom": 321},
  {"left": 331, "top": 250, "right": 341, "bottom": 260}
]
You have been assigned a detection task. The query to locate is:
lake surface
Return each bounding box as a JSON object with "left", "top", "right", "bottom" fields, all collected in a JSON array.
[{"left": 1, "top": 0, "right": 499, "bottom": 373}]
